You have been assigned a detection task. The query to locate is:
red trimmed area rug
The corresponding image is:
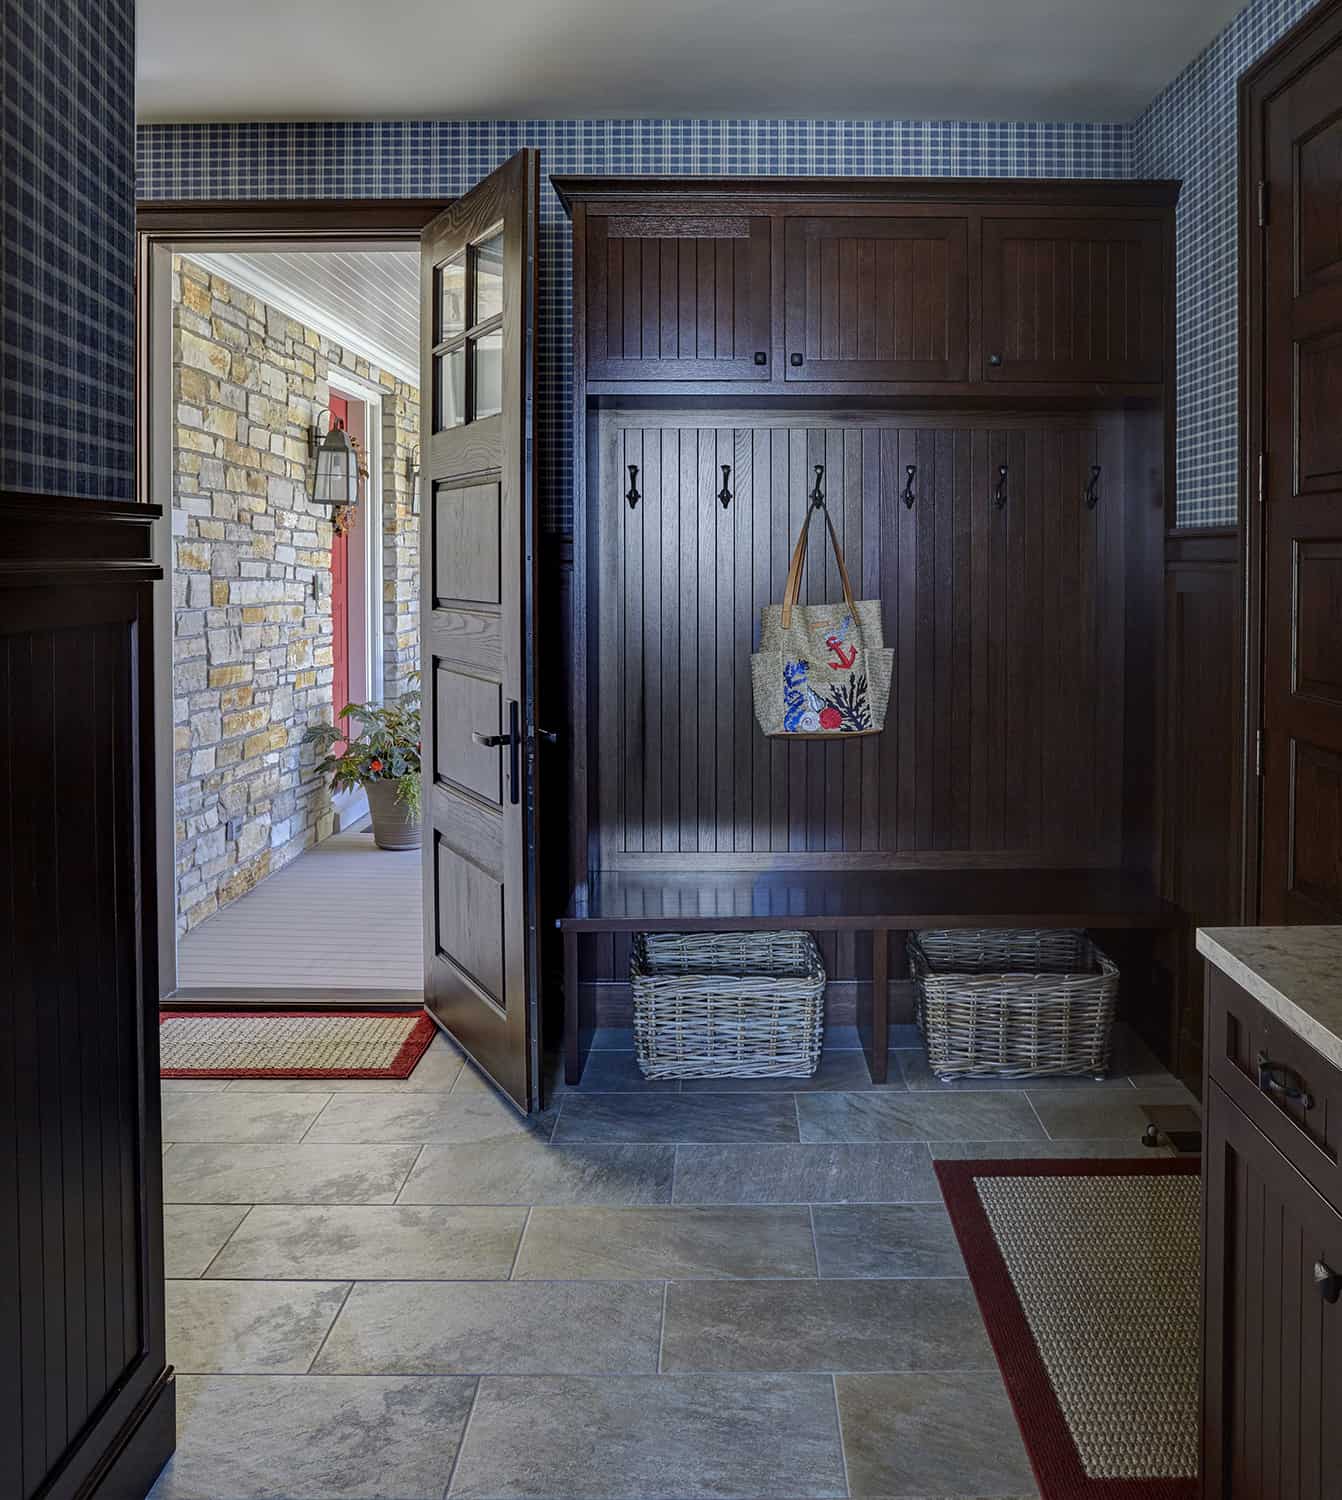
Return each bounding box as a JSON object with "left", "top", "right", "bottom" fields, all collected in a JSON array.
[
  {"left": 160, "top": 1009, "right": 437, "bottom": 1079},
  {"left": 935, "top": 1156, "right": 1200, "bottom": 1500}
]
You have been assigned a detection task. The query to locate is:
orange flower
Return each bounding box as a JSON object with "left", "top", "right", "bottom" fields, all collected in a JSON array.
[{"left": 369, "top": 758, "right": 384, "bottom": 773}]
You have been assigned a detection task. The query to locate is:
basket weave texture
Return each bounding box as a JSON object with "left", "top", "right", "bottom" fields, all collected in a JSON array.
[
  {"left": 630, "top": 931, "right": 826, "bottom": 1079},
  {"left": 910, "top": 928, "right": 1119, "bottom": 1081}
]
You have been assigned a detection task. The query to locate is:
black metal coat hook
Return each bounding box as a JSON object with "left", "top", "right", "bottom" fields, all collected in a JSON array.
[
  {"left": 1084, "top": 464, "right": 1102, "bottom": 510},
  {"left": 718, "top": 464, "right": 733, "bottom": 510},
  {"left": 902, "top": 465, "right": 917, "bottom": 510},
  {"left": 809, "top": 464, "right": 826, "bottom": 510},
  {"left": 993, "top": 464, "right": 1008, "bottom": 511},
  {"left": 626, "top": 465, "right": 641, "bottom": 511}
]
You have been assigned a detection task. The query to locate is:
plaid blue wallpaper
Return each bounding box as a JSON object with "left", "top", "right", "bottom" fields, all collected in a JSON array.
[
  {"left": 1133, "top": 0, "right": 1324, "bottom": 528},
  {"left": 136, "top": 120, "right": 1130, "bottom": 532},
  {"left": 2, "top": 0, "right": 136, "bottom": 498}
]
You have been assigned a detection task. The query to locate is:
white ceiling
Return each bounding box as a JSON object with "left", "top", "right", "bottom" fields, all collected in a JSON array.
[
  {"left": 138, "top": 0, "right": 1247, "bottom": 125},
  {"left": 185, "top": 249, "right": 420, "bottom": 385}
]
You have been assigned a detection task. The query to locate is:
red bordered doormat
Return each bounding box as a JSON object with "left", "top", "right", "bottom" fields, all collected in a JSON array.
[
  {"left": 935, "top": 1156, "right": 1200, "bottom": 1500},
  {"left": 160, "top": 1009, "right": 437, "bottom": 1079}
]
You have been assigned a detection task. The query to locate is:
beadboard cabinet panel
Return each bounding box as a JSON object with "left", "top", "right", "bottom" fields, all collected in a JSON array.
[{"left": 596, "top": 413, "right": 1126, "bottom": 872}]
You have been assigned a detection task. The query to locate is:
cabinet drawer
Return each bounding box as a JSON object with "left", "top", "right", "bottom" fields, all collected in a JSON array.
[
  {"left": 1203, "top": 1082, "right": 1342, "bottom": 1498},
  {"left": 585, "top": 212, "right": 772, "bottom": 382},
  {"left": 1206, "top": 965, "right": 1342, "bottom": 1209}
]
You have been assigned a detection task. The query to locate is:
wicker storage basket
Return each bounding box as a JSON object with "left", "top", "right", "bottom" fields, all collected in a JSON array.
[
  {"left": 910, "top": 928, "right": 1119, "bottom": 1081},
  {"left": 630, "top": 931, "right": 826, "bottom": 1079}
]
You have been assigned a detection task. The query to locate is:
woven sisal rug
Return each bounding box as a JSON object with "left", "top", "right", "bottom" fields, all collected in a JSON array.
[
  {"left": 160, "top": 1009, "right": 437, "bottom": 1079},
  {"left": 936, "top": 1156, "right": 1200, "bottom": 1500}
]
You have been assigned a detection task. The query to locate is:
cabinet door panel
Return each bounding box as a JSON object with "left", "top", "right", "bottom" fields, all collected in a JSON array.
[
  {"left": 982, "top": 218, "right": 1164, "bottom": 382},
  {"left": 784, "top": 216, "right": 969, "bottom": 382},
  {"left": 586, "top": 213, "right": 771, "bottom": 381},
  {"left": 1204, "top": 1082, "right": 1342, "bottom": 1499}
]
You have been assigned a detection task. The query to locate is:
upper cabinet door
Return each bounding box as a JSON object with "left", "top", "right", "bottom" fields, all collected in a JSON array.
[
  {"left": 585, "top": 212, "right": 772, "bottom": 381},
  {"left": 783, "top": 216, "right": 969, "bottom": 382},
  {"left": 982, "top": 218, "right": 1165, "bottom": 383}
]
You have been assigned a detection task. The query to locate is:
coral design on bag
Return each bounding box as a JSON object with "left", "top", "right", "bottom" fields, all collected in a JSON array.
[{"left": 782, "top": 657, "right": 872, "bottom": 734}]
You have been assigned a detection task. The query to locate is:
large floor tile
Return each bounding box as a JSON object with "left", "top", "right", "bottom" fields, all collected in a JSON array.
[
  {"left": 315, "top": 1279, "right": 663, "bottom": 1374},
  {"left": 148, "top": 1373, "right": 475, "bottom": 1500},
  {"left": 796, "top": 1090, "right": 1046, "bottom": 1142},
  {"left": 304, "top": 1089, "right": 549, "bottom": 1145},
  {"left": 930, "top": 1137, "right": 1170, "bottom": 1159},
  {"left": 398, "top": 1138, "right": 674, "bottom": 1206},
  {"left": 661, "top": 1278, "right": 991, "bottom": 1372},
  {"left": 895, "top": 1048, "right": 1136, "bottom": 1091},
  {"left": 207, "top": 1204, "right": 527, "bottom": 1280},
  {"left": 224, "top": 1037, "right": 465, "bottom": 1093},
  {"left": 447, "top": 1373, "right": 847, "bottom": 1498},
  {"left": 166, "top": 1279, "right": 349, "bottom": 1373},
  {"left": 162, "top": 1142, "right": 420, "bottom": 1204},
  {"left": 160, "top": 1091, "right": 332, "bottom": 1144},
  {"left": 679, "top": 1049, "right": 902, "bottom": 1093},
  {"left": 1027, "top": 1085, "right": 1199, "bottom": 1141},
  {"left": 837, "top": 1370, "right": 1038, "bottom": 1496},
  {"left": 163, "top": 1204, "right": 251, "bottom": 1278},
  {"left": 513, "top": 1206, "right": 817, "bottom": 1279},
  {"left": 550, "top": 1051, "right": 680, "bottom": 1092},
  {"left": 553, "top": 1093, "right": 800, "bottom": 1144},
  {"left": 673, "top": 1142, "right": 939, "bottom": 1204},
  {"left": 812, "top": 1203, "right": 966, "bottom": 1277}
]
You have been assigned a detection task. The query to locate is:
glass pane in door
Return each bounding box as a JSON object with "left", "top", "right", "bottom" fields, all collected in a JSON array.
[
  {"left": 473, "top": 330, "right": 503, "bottom": 420},
  {"left": 474, "top": 233, "right": 504, "bottom": 323}
]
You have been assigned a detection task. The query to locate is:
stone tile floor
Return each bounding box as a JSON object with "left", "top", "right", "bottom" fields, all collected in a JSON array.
[{"left": 150, "top": 1023, "right": 1193, "bottom": 1500}]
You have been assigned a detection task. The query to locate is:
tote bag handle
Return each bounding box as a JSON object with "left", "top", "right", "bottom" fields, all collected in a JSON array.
[{"left": 780, "top": 498, "right": 858, "bottom": 629}]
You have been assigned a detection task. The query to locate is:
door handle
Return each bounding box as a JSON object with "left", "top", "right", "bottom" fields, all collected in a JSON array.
[
  {"left": 473, "top": 700, "right": 522, "bottom": 804},
  {"left": 1257, "top": 1052, "right": 1314, "bottom": 1110}
]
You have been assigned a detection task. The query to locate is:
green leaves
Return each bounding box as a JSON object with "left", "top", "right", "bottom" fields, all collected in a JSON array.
[{"left": 301, "top": 683, "right": 423, "bottom": 817}]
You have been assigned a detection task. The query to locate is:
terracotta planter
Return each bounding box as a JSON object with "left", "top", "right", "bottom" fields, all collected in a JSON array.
[{"left": 364, "top": 778, "right": 422, "bottom": 851}]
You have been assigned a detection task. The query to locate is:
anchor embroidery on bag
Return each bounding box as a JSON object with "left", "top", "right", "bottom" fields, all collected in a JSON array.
[{"left": 822, "top": 613, "right": 858, "bottom": 670}]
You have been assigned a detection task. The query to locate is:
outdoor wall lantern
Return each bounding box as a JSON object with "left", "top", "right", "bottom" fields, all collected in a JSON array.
[{"left": 309, "top": 409, "right": 360, "bottom": 509}]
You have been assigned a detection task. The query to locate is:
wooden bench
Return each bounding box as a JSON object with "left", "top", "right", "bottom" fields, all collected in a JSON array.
[{"left": 559, "top": 868, "right": 1179, "bottom": 1085}]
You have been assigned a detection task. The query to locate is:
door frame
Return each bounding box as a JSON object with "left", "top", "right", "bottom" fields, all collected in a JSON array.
[
  {"left": 136, "top": 200, "right": 447, "bottom": 996},
  {"left": 1237, "top": 0, "right": 1342, "bottom": 924}
]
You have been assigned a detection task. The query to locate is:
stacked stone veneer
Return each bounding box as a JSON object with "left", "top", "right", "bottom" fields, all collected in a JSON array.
[{"left": 171, "top": 256, "right": 420, "bottom": 934}]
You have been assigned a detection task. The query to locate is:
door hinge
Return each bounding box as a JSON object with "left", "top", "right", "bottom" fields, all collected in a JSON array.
[
  {"left": 1258, "top": 451, "right": 1266, "bottom": 504},
  {"left": 1257, "top": 180, "right": 1269, "bottom": 228},
  {"left": 1256, "top": 728, "right": 1264, "bottom": 778}
]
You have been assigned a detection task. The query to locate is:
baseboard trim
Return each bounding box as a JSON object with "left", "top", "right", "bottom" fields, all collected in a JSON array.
[{"left": 77, "top": 1367, "right": 175, "bottom": 1500}]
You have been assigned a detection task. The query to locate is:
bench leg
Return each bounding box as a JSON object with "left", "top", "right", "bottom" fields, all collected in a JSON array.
[
  {"left": 858, "top": 929, "right": 890, "bottom": 1084},
  {"left": 562, "top": 928, "right": 592, "bottom": 1086}
]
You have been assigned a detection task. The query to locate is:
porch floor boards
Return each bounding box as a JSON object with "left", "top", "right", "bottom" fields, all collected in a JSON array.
[{"left": 175, "top": 825, "right": 423, "bottom": 994}]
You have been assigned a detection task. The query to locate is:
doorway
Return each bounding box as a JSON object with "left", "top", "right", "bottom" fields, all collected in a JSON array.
[{"left": 138, "top": 207, "right": 440, "bottom": 999}]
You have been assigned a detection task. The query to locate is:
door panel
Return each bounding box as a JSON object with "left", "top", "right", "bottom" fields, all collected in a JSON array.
[
  {"left": 586, "top": 212, "right": 772, "bottom": 381},
  {"left": 420, "top": 149, "right": 542, "bottom": 1110},
  {"left": 1203, "top": 1083, "right": 1342, "bottom": 1498},
  {"left": 981, "top": 218, "right": 1164, "bottom": 382},
  {"left": 783, "top": 216, "right": 968, "bottom": 382},
  {"left": 1262, "top": 46, "right": 1342, "bottom": 923}
]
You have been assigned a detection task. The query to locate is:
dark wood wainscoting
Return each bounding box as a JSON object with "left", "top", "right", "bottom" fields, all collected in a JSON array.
[
  {"left": 1163, "top": 526, "right": 1242, "bottom": 1089},
  {"left": 0, "top": 495, "right": 173, "bottom": 1500}
]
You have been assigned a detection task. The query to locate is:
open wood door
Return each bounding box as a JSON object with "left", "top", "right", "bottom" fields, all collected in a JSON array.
[{"left": 420, "top": 150, "right": 543, "bottom": 1111}]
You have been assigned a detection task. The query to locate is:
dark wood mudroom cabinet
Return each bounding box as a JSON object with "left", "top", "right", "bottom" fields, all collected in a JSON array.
[
  {"left": 554, "top": 174, "right": 1208, "bottom": 1087},
  {"left": 0, "top": 496, "right": 174, "bottom": 1500},
  {"left": 1202, "top": 964, "right": 1342, "bottom": 1499}
]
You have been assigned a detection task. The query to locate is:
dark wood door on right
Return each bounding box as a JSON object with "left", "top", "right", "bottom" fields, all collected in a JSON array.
[
  {"left": 981, "top": 217, "right": 1165, "bottom": 383},
  {"left": 1203, "top": 1082, "right": 1342, "bottom": 1498},
  {"left": 1261, "top": 35, "right": 1342, "bottom": 923},
  {"left": 783, "top": 216, "right": 968, "bottom": 381}
]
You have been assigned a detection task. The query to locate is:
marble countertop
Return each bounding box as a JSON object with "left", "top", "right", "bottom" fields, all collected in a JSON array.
[{"left": 1197, "top": 926, "right": 1342, "bottom": 1071}]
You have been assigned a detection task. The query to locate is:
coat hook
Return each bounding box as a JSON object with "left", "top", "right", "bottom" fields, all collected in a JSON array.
[
  {"left": 718, "top": 464, "right": 733, "bottom": 511},
  {"left": 902, "top": 465, "right": 917, "bottom": 510},
  {"left": 1084, "top": 464, "right": 1101, "bottom": 511},
  {"left": 809, "top": 464, "right": 825, "bottom": 510},
  {"left": 626, "top": 464, "right": 640, "bottom": 511},
  {"left": 993, "top": 464, "right": 1008, "bottom": 511}
]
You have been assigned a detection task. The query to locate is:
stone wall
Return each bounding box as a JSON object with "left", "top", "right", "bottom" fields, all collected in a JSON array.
[{"left": 171, "top": 256, "right": 420, "bottom": 934}]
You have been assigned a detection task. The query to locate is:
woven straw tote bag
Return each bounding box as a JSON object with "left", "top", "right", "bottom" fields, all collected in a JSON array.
[{"left": 752, "top": 475, "right": 892, "bottom": 738}]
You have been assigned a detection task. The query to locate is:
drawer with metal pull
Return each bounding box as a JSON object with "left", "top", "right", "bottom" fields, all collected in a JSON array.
[{"left": 1206, "top": 966, "right": 1342, "bottom": 1210}]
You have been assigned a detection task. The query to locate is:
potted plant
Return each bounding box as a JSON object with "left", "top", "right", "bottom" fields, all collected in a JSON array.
[{"left": 303, "top": 682, "right": 422, "bottom": 850}]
